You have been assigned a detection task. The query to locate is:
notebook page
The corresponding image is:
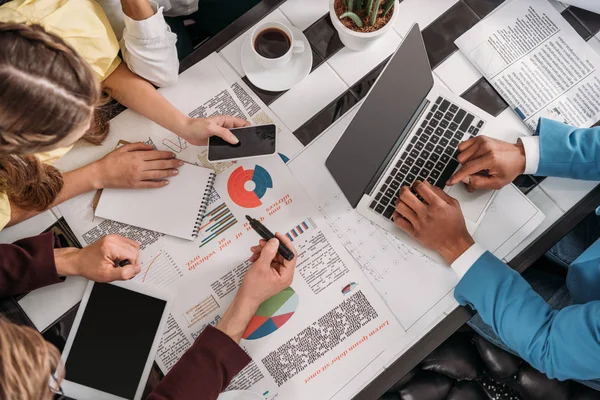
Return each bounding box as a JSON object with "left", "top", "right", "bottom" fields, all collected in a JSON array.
[{"left": 95, "top": 163, "right": 212, "bottom": 240}]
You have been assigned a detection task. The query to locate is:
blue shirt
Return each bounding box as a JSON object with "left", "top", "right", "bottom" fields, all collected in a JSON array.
[{"left": 455, "top": 119, "right": 600, "bottom": 381}]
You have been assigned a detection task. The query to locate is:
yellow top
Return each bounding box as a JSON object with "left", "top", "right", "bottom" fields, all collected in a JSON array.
[
  {"left": 0, "top": 0, "right": 117, "bottom": 230},
  {"left": 0, "top": 0, "right": 122, "bottom": 81}
]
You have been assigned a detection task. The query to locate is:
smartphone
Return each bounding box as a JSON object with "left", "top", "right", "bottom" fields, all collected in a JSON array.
[{"left": 207, "top": 124, "right": 277, "bottom": 162}]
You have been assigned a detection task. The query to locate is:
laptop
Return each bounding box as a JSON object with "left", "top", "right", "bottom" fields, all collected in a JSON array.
[{"left": 326, "top": 24, "right": 496, "bottom": 236}]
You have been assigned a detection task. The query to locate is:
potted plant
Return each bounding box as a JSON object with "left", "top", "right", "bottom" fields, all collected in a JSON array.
[{"left": 330, "top": 0, "right": 400, "bottom": 51}]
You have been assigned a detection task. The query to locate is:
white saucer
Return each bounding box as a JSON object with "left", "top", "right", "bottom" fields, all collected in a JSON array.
[
  {"left": 217, "top": 390, "right": 264, "bottom": 400},
  {"left": 241, "top": 26, "right": 313, "bottom": 92}
]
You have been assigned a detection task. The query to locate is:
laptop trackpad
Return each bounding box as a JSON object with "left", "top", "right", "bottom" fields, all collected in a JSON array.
[{"left": 446, "top": 184, "right": 495, "bottom": 225}]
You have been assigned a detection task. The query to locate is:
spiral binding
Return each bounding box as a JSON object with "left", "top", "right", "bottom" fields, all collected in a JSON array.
[{"left": 192, "top": 172, "right": 217, "bottom": 238}]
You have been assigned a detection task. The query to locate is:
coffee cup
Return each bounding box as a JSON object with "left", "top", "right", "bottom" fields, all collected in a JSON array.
[{"left": 250, "top": 21, "right": 305, "bottom": 70}]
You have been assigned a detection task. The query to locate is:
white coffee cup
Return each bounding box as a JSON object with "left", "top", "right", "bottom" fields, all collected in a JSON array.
[{"left": 250, "top": 21, "right": 305, "bottom": 70}]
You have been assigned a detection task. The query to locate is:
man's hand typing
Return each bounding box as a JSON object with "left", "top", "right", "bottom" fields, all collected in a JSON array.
[
  {"left": 393, "top": 181, "right": 474, "bottom": 264},
  {"left": 447, "top": 136, "right": 526, "bottom": 192}
]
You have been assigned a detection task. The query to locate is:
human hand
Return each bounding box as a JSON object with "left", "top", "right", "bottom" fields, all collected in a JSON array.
[
  {"left": 241, "top": 234, "right": 297, "bottom": 307},
  {"left": 178, "top": 115, "right": 250, "bottom": 146},
  {"left": 216, "top": 234, "right": 296, "bottom": 343},
  {"left": 447, "top": 136, "right": 526, "bottom": 192},
  {"left": 91, "top": 142, "right": 183, "bottom": 189},
  {"left": 393, "top": 181, "right": 474, "bottom": 264},
  {"left": 54, "top": 234, "right": 141, "bottom": 281}
]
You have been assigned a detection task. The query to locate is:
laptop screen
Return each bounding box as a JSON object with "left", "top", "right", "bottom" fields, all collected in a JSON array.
[{"left": 326, "top": 25, "right": 434, "bottom": 207}]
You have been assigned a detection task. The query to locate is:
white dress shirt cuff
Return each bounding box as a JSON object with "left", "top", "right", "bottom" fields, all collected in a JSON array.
[
  {"left": 518, "top": 136, "right": 540, "bottom": 175},
  {"left": 123, "top": 1, "right": 170, "bottom": 38},
  {"left": 451, "top": 243, "right": 486, "bottom": 279}
]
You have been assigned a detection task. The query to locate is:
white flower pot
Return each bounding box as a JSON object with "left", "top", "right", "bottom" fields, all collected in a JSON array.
[{"left": 330, "top": 0, "right": 400, "bottom": 51}]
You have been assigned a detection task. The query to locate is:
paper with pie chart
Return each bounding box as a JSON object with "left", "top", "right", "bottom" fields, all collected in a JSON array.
[
  {"left": 227, "top": 165, "right": 273, "bottom": 208},
  {"left": 150, "top": 154, "right": 404, "bottom": 400},
  {"left": 242, "top": 287, "right": 298, "bottom": 340}
]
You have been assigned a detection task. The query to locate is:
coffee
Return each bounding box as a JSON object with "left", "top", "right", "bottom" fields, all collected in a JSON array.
[{"left": 254, "top": 28, "right": 291, "bottom": 59}]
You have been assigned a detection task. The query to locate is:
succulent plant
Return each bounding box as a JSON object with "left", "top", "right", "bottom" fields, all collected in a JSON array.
[{"left": 339, "top": 0, "right": 395, "bottom": 28}]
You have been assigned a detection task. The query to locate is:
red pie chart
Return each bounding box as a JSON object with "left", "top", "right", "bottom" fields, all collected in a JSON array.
[{"left": 227, "top": 165, "right": 273, "bottom": 208}]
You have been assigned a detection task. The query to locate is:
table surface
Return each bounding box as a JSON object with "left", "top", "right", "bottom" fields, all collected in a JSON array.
[
  {"left": 7, "top": 0, "right": 600, "bottom": 399},
  {"left": 180, "top": 0, "right": 600, "bottom": 398}
]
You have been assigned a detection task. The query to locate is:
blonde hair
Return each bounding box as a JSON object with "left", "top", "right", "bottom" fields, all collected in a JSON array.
[
  {"left": 0, "top": 22, "right": 109, "bottom": 211},
  {"left": 0, "top": 318, "right": 63, "bottom": 400}
]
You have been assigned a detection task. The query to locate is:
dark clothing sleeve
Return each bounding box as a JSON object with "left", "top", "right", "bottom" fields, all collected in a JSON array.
[
  {"left": 0, "top": 232, "right": 60, "bottom": 297},
  {"left": 148, "top": 325, "right": 251, "bottom": 400}
]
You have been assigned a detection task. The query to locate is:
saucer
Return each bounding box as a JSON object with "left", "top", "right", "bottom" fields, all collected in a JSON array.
[{"left": 241, "top": 26, "right": 313, "bottom": 92}]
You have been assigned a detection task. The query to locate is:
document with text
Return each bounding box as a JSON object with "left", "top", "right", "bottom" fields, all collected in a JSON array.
[{"left": 456, "top": 0, "right": 600, "bottom": 131}]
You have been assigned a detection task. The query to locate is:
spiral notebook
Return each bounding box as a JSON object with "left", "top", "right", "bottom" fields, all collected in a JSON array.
[{"left": 95, "top": 163, "right": 216, "bottom": 240}]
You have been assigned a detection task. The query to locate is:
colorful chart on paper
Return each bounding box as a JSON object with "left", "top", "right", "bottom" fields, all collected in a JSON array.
[
  {"left": 242, "top": 287, "right": 298, "bottom": 340},
  {"left": 162, "top": 136, "right": 188, "bottom": 153},
  {"left": 135, "top": 249, "right": 183, "bottom": 289},
  {"left": 227, "top": 165, "right": 272, "bottom": 208},
  {"left": 286, "top": 221, "right": 309, "bottom": 242},
  {"left": 198, "top": 203, "right": 237, "bottom": 248},
  {"left": 341, "top": 282, "right": 358, "bottom": 295}
]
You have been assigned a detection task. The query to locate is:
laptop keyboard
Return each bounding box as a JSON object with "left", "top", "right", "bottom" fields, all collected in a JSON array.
[{"left": 370, "top": 96, "right": 485, "bottom": 220}]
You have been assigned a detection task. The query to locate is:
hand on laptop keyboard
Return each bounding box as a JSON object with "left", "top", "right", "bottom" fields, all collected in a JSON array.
[
  {"left": 369, "top": 96, "right": 485, "bottom": 221},
  {"left": 392, "top": 181, "right": 474, "bottom": 264},
  {"left": 447, "top": 136, "right": 527, "bottom": 192}
]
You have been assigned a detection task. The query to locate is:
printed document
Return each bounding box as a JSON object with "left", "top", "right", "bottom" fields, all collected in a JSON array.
[
  {"left": 456, "top": 0, "right": 600, "bottom": 131},
  {"left": 151, "top": 155, "right": 403, "bottom": 399}
]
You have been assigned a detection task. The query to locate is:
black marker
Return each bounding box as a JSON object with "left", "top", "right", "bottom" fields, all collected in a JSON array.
[
  {"left": 114, "top": 259, "right": 131, "bottom": 267},
  {"left": 246, "top": 216, "right": 295, "bottom": 261}
]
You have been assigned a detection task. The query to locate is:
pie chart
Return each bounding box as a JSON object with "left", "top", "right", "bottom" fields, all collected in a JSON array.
[
  {"left": 242, "top": 287, "right": 298, "bottom": 340},
  {"left": 227, "top": 165, "right": 273, "bottom": 208}
]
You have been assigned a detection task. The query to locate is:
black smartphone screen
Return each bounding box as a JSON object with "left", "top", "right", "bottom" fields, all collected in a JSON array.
[{"left": 209, "top": 124, "right": 276, "bottom": 161}]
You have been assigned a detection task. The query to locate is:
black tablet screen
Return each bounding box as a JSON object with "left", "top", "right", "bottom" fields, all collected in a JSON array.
[{"left": 65, "top": 283, "right": 166, "bottom": 399}]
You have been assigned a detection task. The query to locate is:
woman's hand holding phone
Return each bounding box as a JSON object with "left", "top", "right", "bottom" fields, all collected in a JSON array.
[
  {"left": 178, "top": 116, "right": 250, "bottom": 146},
  {"left": 207, "top": 123, "right": 277, "bottom": 162}
]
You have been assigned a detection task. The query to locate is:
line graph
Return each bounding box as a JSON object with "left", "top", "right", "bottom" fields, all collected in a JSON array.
[
  {"left": 142, "top": 253, "right": 161, "bottom": 283},
  {"left": 135, "top": 249, "right": 183, "bottom": 289}
]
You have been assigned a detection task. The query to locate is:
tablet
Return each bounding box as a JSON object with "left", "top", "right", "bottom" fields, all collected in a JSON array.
[{"left": 61, "top": 280, "right": 171, "bottom": 400}]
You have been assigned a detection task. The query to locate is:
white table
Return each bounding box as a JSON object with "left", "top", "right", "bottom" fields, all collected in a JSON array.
[{"left": 4, "top": 0, "right": 600, "bottom": 398}]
